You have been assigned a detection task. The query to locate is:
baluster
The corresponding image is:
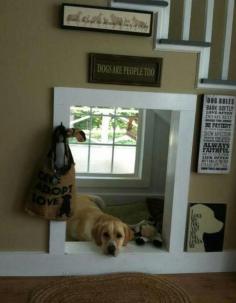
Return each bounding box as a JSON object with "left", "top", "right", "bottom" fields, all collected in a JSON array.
[
  {"left": 221, "top": 0, "right": 235, "bottom": 80},
  {"left": 198, "top": 0, "right": 215, "bottom": 80},
  {"left": 182, "top": 0, "right": 192, "bottom": 40},
  {"left": 204, "top": 0, "right": 214, "bottom": 43}
]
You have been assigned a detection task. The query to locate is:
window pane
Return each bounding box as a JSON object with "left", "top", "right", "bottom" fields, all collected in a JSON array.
[
  {"left": 113, "top": 146, "right": 136, "bottom": 174},
  {"left": 92, "top": 106, "right": 115, "bottom": 116},
  {"left": 114, "top": 116, "right": 138, "bottom": 145},
  {"left": 116, "top": 107, "right": 139, "bottom": 116},
  {"left": 90, "top": 116, "right": 114, "bottom": 144},
  {"left": 89, "top": 145, "right": 112, "bottom": 173},
  {"left": 70, "top": 106, "right": 91, "bottom": 140},
  {"left": 70, "top": 106, "right": 90, "bottom": 116},
  {"left": 69, "top": 105, "right": 141, "bottom": 177},
  {"left": 70, "top": 144, "right": 88, "bottom": 173}
]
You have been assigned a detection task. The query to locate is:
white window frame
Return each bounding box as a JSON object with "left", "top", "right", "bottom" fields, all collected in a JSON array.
[
  {"left": 69, "top": 105, "right": 146, "bottom": 179},
  {"left": 54, "top": 91, "right": 155, "bottom": 189}
]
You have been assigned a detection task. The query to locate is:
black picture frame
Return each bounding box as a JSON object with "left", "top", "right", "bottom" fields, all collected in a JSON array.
[
  {"left": 61, "top": 3, "right": 153, "bottom": 36},
  {"left": 88, "top": 53, "right": 162, "bottom": 87}
]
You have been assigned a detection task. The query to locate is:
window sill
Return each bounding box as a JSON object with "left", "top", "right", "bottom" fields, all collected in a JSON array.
[
  {"left": 76, "top": 175, "right": 150, "bottom": 188},
  {"left": 65, "top": 241, "right": 166, "bottom": 255}
]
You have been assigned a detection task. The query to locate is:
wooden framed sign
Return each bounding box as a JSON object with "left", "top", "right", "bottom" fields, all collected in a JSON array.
[
  {"left": 61, "top": 4, "right": 153, "bottom": 36},
  {"left": 197, "top": 95, "right": 236, "bottom": 174},
  {"left": 88, "top": 53, "right": 162, "bottom": 87}
]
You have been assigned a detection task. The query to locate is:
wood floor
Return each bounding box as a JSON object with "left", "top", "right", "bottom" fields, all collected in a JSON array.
[{"left": 0, "top": 273, "right": 235, "bottom": 302}]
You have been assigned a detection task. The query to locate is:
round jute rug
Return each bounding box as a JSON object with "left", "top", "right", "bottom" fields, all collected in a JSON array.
[{"left": 29, "top": 273, "right": 191, "bottom": 303}]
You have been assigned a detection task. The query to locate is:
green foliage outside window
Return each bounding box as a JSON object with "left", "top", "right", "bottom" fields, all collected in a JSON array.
[{"left": 70, "top": 106, "right": 139, "bottom": 145}]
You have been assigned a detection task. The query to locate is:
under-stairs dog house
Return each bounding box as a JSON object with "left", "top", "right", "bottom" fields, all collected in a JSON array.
[{"left": 0, "top": 87, "right": 235, "bottom": 275}]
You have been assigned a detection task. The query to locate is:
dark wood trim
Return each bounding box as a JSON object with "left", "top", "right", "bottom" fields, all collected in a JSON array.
[
  {"left": 113, "top": 0, "right": 169, "bottom": 7},
  {"left": 159, "top": 39, "right": 211, "bottom": 47},
  {"left": 201, "top": 79, "right": 236, "bottom": 86}
]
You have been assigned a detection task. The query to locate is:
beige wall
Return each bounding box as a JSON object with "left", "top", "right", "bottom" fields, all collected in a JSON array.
[{"left": 0, "top": 0, "right": 235, "bottom": 251}]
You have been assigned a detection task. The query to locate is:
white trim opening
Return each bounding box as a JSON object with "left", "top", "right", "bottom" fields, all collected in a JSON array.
[{"left": 51, "top": 87, "right": 196, "bottom": 267}]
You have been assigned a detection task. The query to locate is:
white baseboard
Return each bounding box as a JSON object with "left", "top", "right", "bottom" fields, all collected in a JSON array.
[{"left": 0, "top": 243, "right": 235, "bottom": 276}]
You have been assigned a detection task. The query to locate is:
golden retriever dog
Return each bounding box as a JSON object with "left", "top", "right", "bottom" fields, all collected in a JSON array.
[{"left": 67, "top": 195, "right": 134, "bottom": 256}]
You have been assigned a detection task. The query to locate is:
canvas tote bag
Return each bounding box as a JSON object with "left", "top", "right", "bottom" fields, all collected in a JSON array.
[{"left": 25, "top": 124, "right": 86, "bottom": 221}]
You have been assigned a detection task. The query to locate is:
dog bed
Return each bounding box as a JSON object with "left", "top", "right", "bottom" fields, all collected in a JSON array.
[{"left": 105, "top": 201, "right": 150, "bottom": 224}]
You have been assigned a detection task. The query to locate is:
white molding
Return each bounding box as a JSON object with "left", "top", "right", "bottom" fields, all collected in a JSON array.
[
  {"left": 52, "top": 87, "right": 197, "bottom": 262},
  {"left": 198, "top": 48, "right": 211, "bottom": 80},
  {"left": 54, "top": 87, "right": 196, "bottom": 111},
  {"left": 162, "top": 112, "right": 179, "bottom": 251},
  {"left": 0, "top": 248, "right": 235, "bottom": 276},
  {"left": 49, "top": 221, "right": 66, "bottom": 255},
  {"left": 164, "top": 110, "right": 195, "bottom": 253}
]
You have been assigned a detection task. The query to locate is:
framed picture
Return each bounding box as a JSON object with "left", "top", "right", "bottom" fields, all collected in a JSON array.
[
  {"left": 186, "top": 203, "right": 226, "bottom": 252},
  {"left": 88, "top": 53, "right": 162, "bottom": 87},
  {"left": 197, "top": 95, "right": 236, "bottom": 174},
  {"left": 61, "top": 4, "right": 153, "bottom": 36}
]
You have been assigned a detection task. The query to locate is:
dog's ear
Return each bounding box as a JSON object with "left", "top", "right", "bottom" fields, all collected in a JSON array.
[
  {"left": 92, "top": 222, "right": 103, "bottom": 246},
  {"left": 123, "top": 224, "right": 134, "bottom": 246}
]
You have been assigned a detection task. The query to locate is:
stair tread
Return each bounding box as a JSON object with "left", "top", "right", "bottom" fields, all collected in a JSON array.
[
  {"left": 113, "top": 0, "right": 169, "bottom": 7},
  {"left": 159, "top": 39, "right": 211, "bottom": 47},
  {"left": 201, "top": 79, "right": 236, "bottom": 85}
]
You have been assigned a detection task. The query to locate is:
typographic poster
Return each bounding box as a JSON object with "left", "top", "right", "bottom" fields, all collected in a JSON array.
[{"left": 197, "top": 95, "right": 236, "bottom": 173}]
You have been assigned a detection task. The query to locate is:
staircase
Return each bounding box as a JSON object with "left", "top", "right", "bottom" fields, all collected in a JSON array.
[{"left": 110, "top": 0, "right": 236, "bottom": 90}]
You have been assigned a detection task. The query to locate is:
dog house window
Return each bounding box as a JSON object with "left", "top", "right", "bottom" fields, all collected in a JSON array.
[
  {"left": 69, "top": 106, "right": 143, "bottom": 177},
  {"left": 52, "top": 88, "right": 196, "bottom": 259}
]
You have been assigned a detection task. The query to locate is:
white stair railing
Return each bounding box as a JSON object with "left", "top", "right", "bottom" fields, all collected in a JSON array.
[{"left": 110, "top": 0, "right": 236, "bottom": 90}]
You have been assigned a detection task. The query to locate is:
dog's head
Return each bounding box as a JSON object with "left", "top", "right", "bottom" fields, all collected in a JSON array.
[{"left": 92, "top": 215, "right": 133, "bottom": 256}]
